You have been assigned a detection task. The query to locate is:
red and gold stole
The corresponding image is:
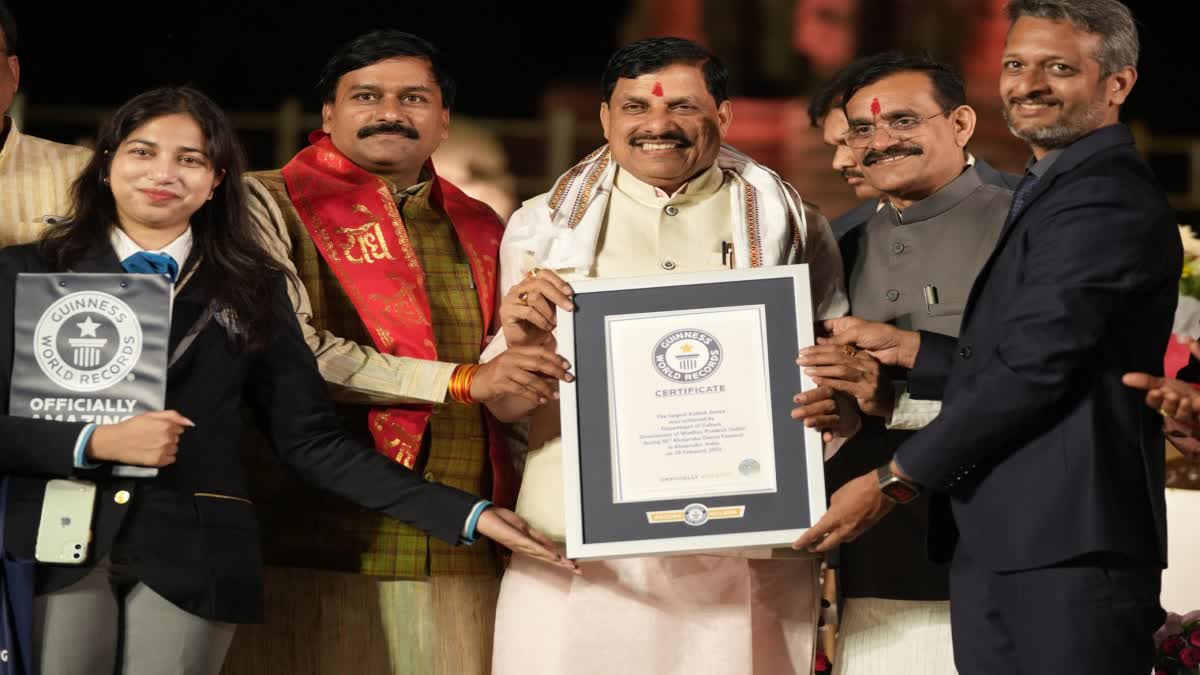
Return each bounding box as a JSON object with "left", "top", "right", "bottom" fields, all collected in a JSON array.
[{"left": 281, "top": 132, "right": 503, "bottom": 476}]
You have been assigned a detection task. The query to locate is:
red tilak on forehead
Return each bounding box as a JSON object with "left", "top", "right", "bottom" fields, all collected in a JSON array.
[
  {"left": 870, "top": 98, "right": 881, "bottom": 116},
  {"left": 651, "top": 81, "right": 664, "bottom": 97}
]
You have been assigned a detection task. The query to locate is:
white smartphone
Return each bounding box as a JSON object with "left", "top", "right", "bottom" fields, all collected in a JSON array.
[{"left": 34, "top": 479, "right": 97, "bottom": 565}]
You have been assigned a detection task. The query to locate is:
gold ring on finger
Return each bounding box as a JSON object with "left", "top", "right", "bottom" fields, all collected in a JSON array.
[
  {"left": 517, "top": 291, "right": 529, "bottom": 305},
  {"left": 840, "top": 344, "right": 858, "bottom": 357},
  {"left": 529, "top": 267, "right": 541, "bottom": 279}
]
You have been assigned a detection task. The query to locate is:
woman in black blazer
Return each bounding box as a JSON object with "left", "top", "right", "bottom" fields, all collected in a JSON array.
[{"left": 0, "top": 86, "right": 572, "bottom": 675}]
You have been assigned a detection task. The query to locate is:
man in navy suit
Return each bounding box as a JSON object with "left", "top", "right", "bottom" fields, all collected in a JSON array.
[{"left": 794, "top": 1, "right": 1178, "bottom": 673}]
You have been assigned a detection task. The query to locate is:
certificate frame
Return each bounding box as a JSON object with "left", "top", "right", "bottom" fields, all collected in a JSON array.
[{"left": 557, "top": 266, "right": 825, "bottom": 559}]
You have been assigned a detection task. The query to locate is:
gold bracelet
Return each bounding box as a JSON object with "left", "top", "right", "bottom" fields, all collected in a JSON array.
[
  {"left": 449, "top": 364, "right": 479, "bottom": 404},
  {"left": 449, "top": 365, "right": 466, "bottom": 403},
  {"left": 460, "top": 364, "right": 480, "bottom": 404},
  {"left": 461, "top": 365, "right": 478, "bottom": 403}
]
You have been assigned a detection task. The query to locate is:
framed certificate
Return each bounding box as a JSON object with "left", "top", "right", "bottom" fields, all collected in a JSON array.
[{"left": 557, "top": 266, "right": 825, "bottom": 559}]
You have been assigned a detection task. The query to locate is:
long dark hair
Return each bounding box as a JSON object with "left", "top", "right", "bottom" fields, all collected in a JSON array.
[{"left": 39, "top": 86, "right": 292, "bottom": 351}]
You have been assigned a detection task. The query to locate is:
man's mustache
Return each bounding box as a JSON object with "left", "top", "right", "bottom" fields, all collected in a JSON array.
[
  {"left": 1008, "top": 92, "right": 1062, "bottom": 108},
  {"left": 841, "top": 168, "right": 866, "bottom": 180},
  {"left": 358, "top": 122, "right": 420, "bottom": 140},
  {"left": 628, "top": 130, "right": 693, "bottom": 148},
  {"left": 863, "top": 144, "right": 923, "bottom": 166}
]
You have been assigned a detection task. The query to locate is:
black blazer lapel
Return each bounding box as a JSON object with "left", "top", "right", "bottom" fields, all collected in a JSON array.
[
  {"left": 960, "top": 125, "right": 1136, "bottom": 325},
  {"left": 70, "top": 244, "right": 124, "bottom": 274},
  {"left": 167, "top": 269, "right": 212, "bottom": 372},
  {"left": 996, "top": 125, "right": 1134, "bottom": 252},
  {"left": 72, "top": 241, "right": 213, "bottom": 371},
  {"left": 959, "top": 171, "right": 1059, "bottom": 327},
  {"left": 1004, "top": 124, "right": 1135, "bottom": 235}
]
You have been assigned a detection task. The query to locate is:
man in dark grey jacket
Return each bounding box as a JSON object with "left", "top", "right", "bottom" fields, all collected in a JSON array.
[{"left": 801, "top": 53, "right": 1016, "bottom": 675}]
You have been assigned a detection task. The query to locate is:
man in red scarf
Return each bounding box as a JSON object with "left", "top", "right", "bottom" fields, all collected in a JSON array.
[{"left": 222, "top": 30, "right": 570, "bottom": 675}]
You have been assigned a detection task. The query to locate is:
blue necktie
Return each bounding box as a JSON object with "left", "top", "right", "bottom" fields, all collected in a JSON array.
[
  {"left": 1007, "top": 172, "right": 1040, "bottom": 224},
  {"left": 122, "top": 251, "right": 179, "bottom": 282}
]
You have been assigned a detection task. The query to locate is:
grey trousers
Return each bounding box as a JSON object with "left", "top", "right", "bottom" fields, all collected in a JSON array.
[{"left": 33, "top": 560, "right": 236, "bottom": 675}]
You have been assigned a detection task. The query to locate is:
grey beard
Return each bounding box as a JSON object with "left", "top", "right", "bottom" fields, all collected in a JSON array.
[{"left": 1003, "top": 95, "right": 1108, "bottom": 149}]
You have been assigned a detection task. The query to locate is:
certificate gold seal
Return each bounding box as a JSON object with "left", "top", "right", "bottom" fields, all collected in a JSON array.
[{"left": 645, "top": 504, "right": 746, "bottom": 526}]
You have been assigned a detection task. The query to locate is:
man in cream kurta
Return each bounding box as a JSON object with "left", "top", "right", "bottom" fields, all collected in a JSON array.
[
  {"left": 485, "top": 38, "right": 848, "bottom": 675},
  {"left": 0, "top": 7, "right": 91, "bottom": 245},
  {"left": 592, "top": 162, "right": 729, "bottom": 277}
]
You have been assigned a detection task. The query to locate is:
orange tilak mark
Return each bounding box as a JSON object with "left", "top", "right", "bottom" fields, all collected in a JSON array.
[{"left": 652, "top": 81, "right": 664, "bottom": 97}]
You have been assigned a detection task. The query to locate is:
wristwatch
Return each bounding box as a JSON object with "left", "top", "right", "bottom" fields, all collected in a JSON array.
[{"left": 876, "top": 464, "right": 921, "bottom": 504}]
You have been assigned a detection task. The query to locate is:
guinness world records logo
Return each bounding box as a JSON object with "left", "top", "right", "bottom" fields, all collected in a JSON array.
[
  {"left": 652, "top": 329, "right": 723, "bottom": 383},
  {"left": 33, "top": 290, "right": 142, "bottom": 393}
]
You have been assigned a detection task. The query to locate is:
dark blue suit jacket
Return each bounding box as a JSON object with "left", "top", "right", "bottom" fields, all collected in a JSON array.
[{"left": 899, "top": 125, "right": 1179, "bottom": 571}]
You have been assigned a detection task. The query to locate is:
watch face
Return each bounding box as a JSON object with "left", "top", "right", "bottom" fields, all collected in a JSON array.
[{"left": 882, "top": 481, "right": 918, "bottom": 503}]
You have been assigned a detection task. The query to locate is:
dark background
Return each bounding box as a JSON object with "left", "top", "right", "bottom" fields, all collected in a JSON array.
[
  {"left": 11, "top": 1, "right": 1179, "bottom": 126},
  {"left": 12, "top": 2, "right": 631, "bottom": 117},
  {"left": 6, "top": 1, "right": 1192, "bottom": 221}
]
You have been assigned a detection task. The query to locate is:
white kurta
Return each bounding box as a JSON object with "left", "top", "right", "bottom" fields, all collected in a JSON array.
[
  {"left": 833, "top": 599, "right": 956, "bottom": 675},
  {"left": 491, "top": 163, "right": 843, "bottom": 675}
]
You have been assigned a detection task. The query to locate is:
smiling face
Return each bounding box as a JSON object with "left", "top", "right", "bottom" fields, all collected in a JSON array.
[
  {"left": 843, "top": 71, "right": 975, "bottom": 206},
  {"left": 321, "top": 56, "right": 449, "bottom": 187},
  {"left": 600, "top": 62, "right": 732, "bottom": 194},
  {"left": 1000, "top": 16, "right": 1136, "bottom": 156},
  {"left": 108, "top": 112, "right": 221, "bottom": 234}
]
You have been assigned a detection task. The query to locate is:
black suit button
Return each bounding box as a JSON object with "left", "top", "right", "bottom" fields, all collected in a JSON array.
[
  {"left": 891, "top": 241, "right": 906, "bottom": 254},
  {"left": 959, "top": 346, "right": 973, "bottom": 359},
  {"left": 885, "top": 289, "right": 900, "bottom": 302}
]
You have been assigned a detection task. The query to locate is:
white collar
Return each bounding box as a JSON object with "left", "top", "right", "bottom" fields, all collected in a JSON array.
[
  {"left": 614, "top": 162, "right": 725, "bottom": 203},
  {"left": 110, "top": 226, "right": 194, "bottom": 267}
]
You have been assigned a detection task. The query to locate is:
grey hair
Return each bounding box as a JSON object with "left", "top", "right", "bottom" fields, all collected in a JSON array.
[{"left": 1006, "top": 0, "right": 1139, "bottom": 76}]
